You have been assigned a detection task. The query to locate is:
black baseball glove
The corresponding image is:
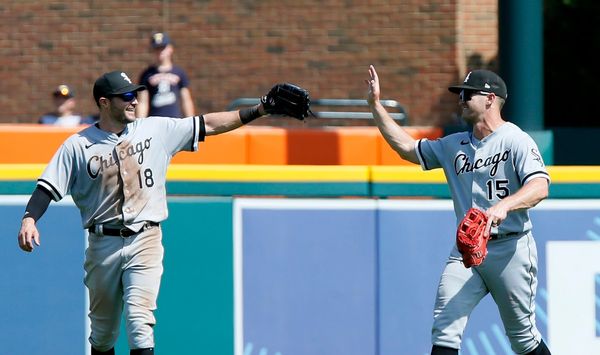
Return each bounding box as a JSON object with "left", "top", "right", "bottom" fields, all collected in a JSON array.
[{"left": 261, "top": 83, "right": 313, "bottom": 120}]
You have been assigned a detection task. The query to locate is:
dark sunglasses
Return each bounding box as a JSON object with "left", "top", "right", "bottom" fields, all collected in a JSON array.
[
  {"left": 111, "top": 91, "right": 138, "bottom": 102},
  {"left": 459, "top": 89, "right": 492, "bottom": 102}
]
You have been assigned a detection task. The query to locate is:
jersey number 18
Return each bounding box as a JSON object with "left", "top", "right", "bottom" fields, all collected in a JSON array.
[{"left": 137, "top": 169, "right": 155, "bottom": 188}]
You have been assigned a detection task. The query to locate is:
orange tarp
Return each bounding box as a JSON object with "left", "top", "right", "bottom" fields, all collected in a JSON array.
[{"left": 0, "top": 124, "right": 442, "bottom": 165}]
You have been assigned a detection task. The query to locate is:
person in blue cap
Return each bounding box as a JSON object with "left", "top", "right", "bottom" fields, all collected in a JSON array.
[{"left": 137, "top": 32, "right": 195, "bottom": 118}]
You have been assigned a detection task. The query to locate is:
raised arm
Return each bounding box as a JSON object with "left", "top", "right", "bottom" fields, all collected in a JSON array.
[{"left": 366, "top": 65, "right": 419, "bottom": 164}]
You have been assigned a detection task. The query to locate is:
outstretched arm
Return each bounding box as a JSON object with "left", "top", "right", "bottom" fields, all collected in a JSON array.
[
  {"left": 203, "top": 104, "right": 267, "bottom": 136},
  {"left": 366, "top": 65, "right": 419, "bottom": 164},
  {"left": 204, "top": 82, "right": 311, "bottom": 135},
  {"left": 18, "top": 187, "right": 53, "bottom": 252}
]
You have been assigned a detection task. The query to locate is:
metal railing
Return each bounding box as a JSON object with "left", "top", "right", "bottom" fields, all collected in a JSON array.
[{"left": 226, "top": 98, "right": 408, "bottom": 125}]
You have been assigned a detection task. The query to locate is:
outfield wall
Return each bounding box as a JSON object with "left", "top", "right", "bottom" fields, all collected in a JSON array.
[
  {"left": 2, "top": 197, "right": 598, "bottom": 355},
  {"left": 1, "top": 125, "right": 594, "bottom": 354}
]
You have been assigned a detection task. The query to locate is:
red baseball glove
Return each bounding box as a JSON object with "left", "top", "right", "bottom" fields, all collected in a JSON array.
[{"left": 456, "top": 208, "right": 490, "bottom": 268}]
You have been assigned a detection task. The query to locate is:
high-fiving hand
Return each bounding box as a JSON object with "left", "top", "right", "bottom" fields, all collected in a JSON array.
[{"left": 365, "top": 65, "right": 381, "bottom": 105}]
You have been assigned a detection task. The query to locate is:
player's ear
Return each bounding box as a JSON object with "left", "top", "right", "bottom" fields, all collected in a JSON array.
[
  {"left": 99, "top": 97, "right": 110, "bottom": 108},
  {"left": 484, "top": 93, "right": 496, "bottom": 107}
]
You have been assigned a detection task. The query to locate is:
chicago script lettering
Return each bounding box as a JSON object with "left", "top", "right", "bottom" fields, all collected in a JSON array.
[
  {"left": 454, "top": 149, "right": 510, "bottom": 177},
  {"left": 86, "top": 138, "right": 153, "bottom": 178}
]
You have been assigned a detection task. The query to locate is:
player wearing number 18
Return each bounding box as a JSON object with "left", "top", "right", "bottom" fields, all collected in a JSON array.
[
  {"left": 17, "top": 71, "right": 311, "bottom": 354},
  {"left": 366, "top": 65, "right": 551, "bottom": 354}
]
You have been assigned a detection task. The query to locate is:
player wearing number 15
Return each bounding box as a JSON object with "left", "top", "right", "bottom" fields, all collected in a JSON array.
[
  {"left": 17, "top": 71, "right": 310, "bottom": 354},
  {"left": 366, "top": 65, "right": 551, "bottom": 354}
]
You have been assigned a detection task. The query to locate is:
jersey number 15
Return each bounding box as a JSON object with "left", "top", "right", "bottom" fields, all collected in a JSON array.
[{"left": 486, "top": 179, "right": 509, "bottom": 200}]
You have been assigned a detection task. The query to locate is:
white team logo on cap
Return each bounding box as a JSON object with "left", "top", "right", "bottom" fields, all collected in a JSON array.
[
  {"left": 464, "top": 71, "right": 472, "bottom": 83},
  {"left": 121, "top": 72, "right": 132, "bottom": 84}
]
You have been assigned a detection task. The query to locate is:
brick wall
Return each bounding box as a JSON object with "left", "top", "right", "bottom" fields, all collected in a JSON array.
[{"left": 0, "top": 0, "right": 498, "bottom": 126}]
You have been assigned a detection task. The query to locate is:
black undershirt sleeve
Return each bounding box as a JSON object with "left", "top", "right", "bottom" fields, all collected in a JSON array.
[{"left": 23, "top": 186, "right": 53, "bottom": 222}]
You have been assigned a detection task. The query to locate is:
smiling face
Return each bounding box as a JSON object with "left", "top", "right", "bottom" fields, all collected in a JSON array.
[
  {"left": 97, "top": 91, "right": 139, "bottom": 130},
  {"left": 109, "top": 94, "right": 138, "bottom": 124}
]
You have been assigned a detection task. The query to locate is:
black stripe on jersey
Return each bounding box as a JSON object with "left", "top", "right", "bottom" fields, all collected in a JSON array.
[
  {"left": 191, "top": 115, "right": 197, "bottom": 151},
  {"left": 417, "top": 140, "right": 429, "bottom": 170},
  {"left": 521, "top": 171, "right": 550, "bottom": 185},
  {"left": 37, "top": 179, "right": 62, "bottom": 201},
  {"left": 198, "top": 115, "right": 206, "bottom": 143}
]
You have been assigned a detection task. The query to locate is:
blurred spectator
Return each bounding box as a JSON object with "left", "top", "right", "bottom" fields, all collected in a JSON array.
[
  {"left": 39, "top": 85, "right": 96, "bottom": 126},
  {"left": 136, "top": 32, "right": 195, "bottom": 118}
]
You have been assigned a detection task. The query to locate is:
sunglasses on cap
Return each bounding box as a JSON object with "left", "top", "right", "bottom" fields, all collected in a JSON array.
[
  {"left": 459, "top": 90, "right": 492, "bottom": 102},
  {"left": 110, "top": 91, "right": 138, "bottom": 102}
]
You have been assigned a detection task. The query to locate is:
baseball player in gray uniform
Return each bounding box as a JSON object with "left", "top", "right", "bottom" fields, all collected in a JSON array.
[
  {"left": 17, "top": 71, "right": 298, "bottom": 355},
  {"left": 366, "top": 65, "right": 552, "bottom": 355}
]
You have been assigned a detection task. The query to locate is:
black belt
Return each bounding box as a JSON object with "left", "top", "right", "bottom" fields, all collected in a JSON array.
[
  {"left": 489, "top": 231, "right": 522, "bottom": 240},
  {"left": 87, "top": 221, "right": 159, "bottom": 237}
]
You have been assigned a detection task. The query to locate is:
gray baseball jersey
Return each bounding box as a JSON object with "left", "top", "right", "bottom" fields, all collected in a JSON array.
[
  {"left": 416, "top": 122, "right": 550, "bottom": 232},
  {"left": 38, "top": 115, "right": 203, "bottom": 232},
  {"left": 414, "top": 122, "right": 550, "bottom": 352}
]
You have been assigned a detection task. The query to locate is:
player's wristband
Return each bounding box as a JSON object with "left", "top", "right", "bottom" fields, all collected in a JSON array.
[{"left": 239, "top": 106, "right": 261, "bottom": 124}]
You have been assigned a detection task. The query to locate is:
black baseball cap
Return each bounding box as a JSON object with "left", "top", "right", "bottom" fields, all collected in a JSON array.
[
  {"left": 53, "top": 84, "right": 75, "bottom": 98},
  {"left": 150, "top": 32, "right": 172, "bottom": 48},
  {"left": 93, "top": 71, "right": 146, "bottom": 103},
  {"left": 448, "top": 69, "right": 508, "bottom": 99}
]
